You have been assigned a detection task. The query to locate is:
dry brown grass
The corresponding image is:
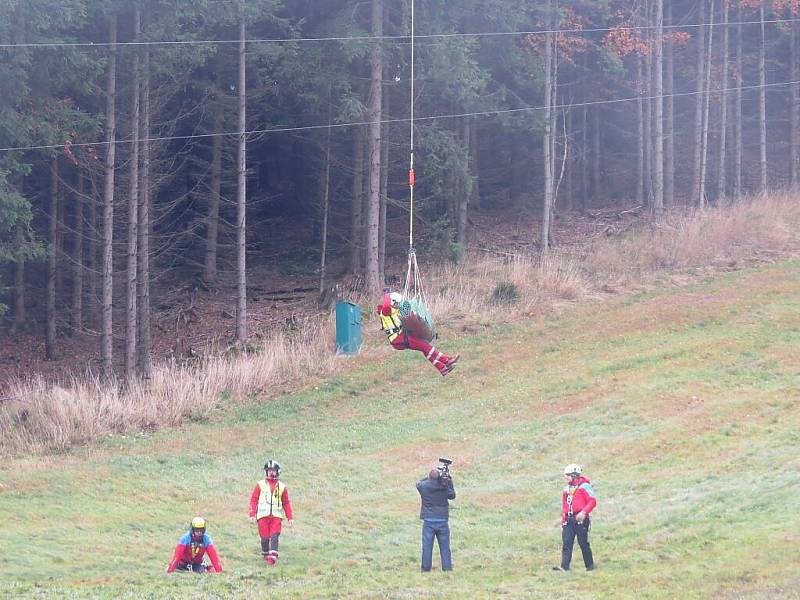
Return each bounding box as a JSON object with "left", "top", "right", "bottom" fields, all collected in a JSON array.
[{"left": 2, "top": 192, "right": 799, "bottom": 456}]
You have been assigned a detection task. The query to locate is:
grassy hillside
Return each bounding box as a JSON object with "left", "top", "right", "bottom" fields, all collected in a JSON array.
[{"left": 2, "top": 260, "right": 799, "bottom": 599}]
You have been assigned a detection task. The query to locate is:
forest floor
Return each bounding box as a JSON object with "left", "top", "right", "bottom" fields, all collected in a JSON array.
[
  {"left": 1, "top": 258, "right": 798, "bottom": 598},
  {"left": 0, "top": 205, "right": 643, "bottom": 387}
]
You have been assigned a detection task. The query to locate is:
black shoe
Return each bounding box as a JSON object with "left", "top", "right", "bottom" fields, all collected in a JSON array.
[
  {"left": 586, "top": 565, "right": 595, "bottom": 571},
  {"left": 552, "top": 566, "right": 568, "bottom": 571}
]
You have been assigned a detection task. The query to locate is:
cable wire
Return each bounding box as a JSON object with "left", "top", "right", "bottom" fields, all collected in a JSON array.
[
  {"left": 1, "top": 79, "right": 796, "bottom": 155},
  {"left": 0, "top": 18, "right": 798, "bottom": 49}
]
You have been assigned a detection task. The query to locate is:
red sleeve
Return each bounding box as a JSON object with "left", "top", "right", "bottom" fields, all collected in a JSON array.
[
  {"left": 581, "top": 492, "right": 597, "bottom": 515},
  {"left": 379, "top": 293, "right": 392, "bottom": 316},
  {"left": 167, "top": 544, "right": 186, "bottom": 572},
  {"left": 249, "top": 484, "right": 260, "bottom": 518},
  {"left": 282, "top": 487, "right": 293, "bottom": 520},
  {"left": 206, "top": 544, "right": 223, "bottom": 573},
  {"left": 561, "top": 491, "right": 568, "bottom": 523}
]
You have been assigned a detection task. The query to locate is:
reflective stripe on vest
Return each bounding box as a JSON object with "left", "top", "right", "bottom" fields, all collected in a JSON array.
[
  {"left": 257, "top": 480, "right": 286, "bottom": 519},
  {"left": 379, "top": 310, "right": 403, "bottom": 343}
]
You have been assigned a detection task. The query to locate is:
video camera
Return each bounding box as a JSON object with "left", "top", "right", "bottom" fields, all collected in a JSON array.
[{"left": 437, "top": 457, "right": 453, "bottom": 481}]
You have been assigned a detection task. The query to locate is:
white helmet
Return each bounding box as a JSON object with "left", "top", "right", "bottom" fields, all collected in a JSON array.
[
  {"left": 389, "top": 291, "right": 403, "bottom": 306},
  {"left": 564, "top": 464, "right": 582, "bottom": 476}
]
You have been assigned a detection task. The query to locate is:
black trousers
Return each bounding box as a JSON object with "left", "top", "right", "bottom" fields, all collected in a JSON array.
[{"left": 561, "top": 516, "right": 594, "bottom": 570}]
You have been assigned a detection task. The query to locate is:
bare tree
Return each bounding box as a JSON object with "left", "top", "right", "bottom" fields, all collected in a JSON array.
[
  {"left": 758, "top": 0, "right": 768, "bottom": 193},
  {"left": 717, "top": 0, "right": 729, "bottom": 200},
  {"left": 125, "top": 6, "right": 141, "bottom": 384},
  {"left": 692, "top": 0, "right": 706, "bottom": 202},
  {"left": 636, "top": 55, "right": 645, "bottom": 206},
  {"left": 72, "top": 173, "right": 84, "bottom": 332},
  {"left": 734, "top": 1, "right": 743, "bottom": 197},
  {"left": 137, "top": 8, "right": 152, "bottom": 379},
  {"left": 46, "top": 158, "right": 58, "bottom": 360},
  {"left": 235, "top": 1, "right": 247, "bottom": 344},
  {"left": 653, "top": 0, "right": 664, "bottom": 214},
  {"left": 792, "top": 20, "right": 799, "bottom": 186},
  {"left": 664, "top": 1, "right": 675, "bottom": 207},
  {"left": 101, "top": 14, "right": 118, "bottom": 378},
  {"left": 364, "top": 0, "right": 383, "bottom": 297},
  {"left": 699, "top": 0, "right": 716, "bottom": 206},
  {"left": 541, "top": 0, "right": 554, "bottom": 252},
  {"left": 319, "top": 89, "right": 333, "bottom": 298}
]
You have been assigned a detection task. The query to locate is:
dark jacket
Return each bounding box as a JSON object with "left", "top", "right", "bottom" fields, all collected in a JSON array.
[{"left": 416, "top": 477, "right": 456, "bottom": 521}]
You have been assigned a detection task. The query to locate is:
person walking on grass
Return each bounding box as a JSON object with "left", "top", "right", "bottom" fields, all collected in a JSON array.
[
  {"left": 166, "top": 516, "right": 223, "bottom": 573},
  {"left": 249, "top": 460, "right": 294, "bottom": 565},
  {"left": 416, "top": 465, "right": 456, "bottom": 572},
  {"left": 553, "top": 464, "right": 596, "bottom": 572},
  {"left": 377, "top": 290, "right": 459, "bottom": 376}
]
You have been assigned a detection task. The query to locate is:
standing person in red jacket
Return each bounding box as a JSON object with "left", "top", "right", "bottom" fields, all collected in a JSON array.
[
  {"left": 249, "top": 460, "right": 294, "bottom": 565},
  {"left": 376, "top": 290, "right": 459, "bottom": 376},
  {"left": 166, "top": 516, "right": 223, "bottom": 573},
  {"left": 554, "top": 464, "right": 596, "bottom": 572}
]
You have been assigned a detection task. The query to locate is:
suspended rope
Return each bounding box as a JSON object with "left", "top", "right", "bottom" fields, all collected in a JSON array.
[{"left": 400, "top": 0, "right": 436, "bottom": 343}]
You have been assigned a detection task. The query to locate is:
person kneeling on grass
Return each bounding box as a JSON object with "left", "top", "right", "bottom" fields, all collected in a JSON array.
[
  {"left": 249, "top": 460, "right": 294, "bottom": 565},
  {"left": 553, "top": 464, "right": 596, "bottom": 572},
  {"left": 167, "top": 516, "right": 223, "bottom": 573}
]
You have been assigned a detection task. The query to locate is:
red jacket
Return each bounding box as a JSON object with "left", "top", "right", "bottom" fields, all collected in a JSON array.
[
  {"left": 561, "top": 476, "right": 597, "bottom": 523},
  {"left": 166, "top": 532, "right": 223, "bottom": 572},
  {"left": 249, "top": 479, "right": 294, "bottom": 520}
]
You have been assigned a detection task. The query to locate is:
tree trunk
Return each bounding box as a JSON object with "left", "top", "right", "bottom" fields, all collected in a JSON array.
[
  {"left": 350, "top": 129, "right": 364, "bottom": 274},
  {"left": 758, "top": 1, "right": 768, "bottom": 194},
  {"left": 791, "top": 22, "right": 799, "bottom": 186},
  {"left": 581, "top": 104, "right": 588, "bottom": 212},
  {"left": 204, "top": 105, "right": 223, "bottom": 285},
  {"left": 664, "top": 1, "right": 674, "bottom": 206},
  {"left": 319, "top": 95, "right": 333, "bottom": 298},
  {"left": 592, "top": 108, "right": 602, "bottom": 202},
  {"left": 565, "top": 107, "right": 574, "bottom": 211},
  {"left": 102, "top": 14, "right": 118, "bottom": 378},
  {"left": 236, "top": 2, "right": 247, "bottom": 345},
  {"left": 734, "top": 2, "right": 743, "bottom": 197},
  {"left": 379, "top": 94, "right": 389, "bottom": 277},
  {"left": 88, "top": 173, "right": 98, "bottom": 327},
  {"left": 644, "top": 47, "right": 652, "bottom": 206},
  {"left": 46, "top": 159, "right": 59, "bottom": 360},
  {"left": 365, "top": 0, "right": 383, "bottom": 297},
  {"left": 653, "top": 0, "right": 664, "bottom": 214},
  {"left": 12, "top": 226, "right": 25, "bottom": 333},
  {"left": 541, "top": 0, "right": 554, "bottom": 253},
  {"left": 125, "top": 6, "right": 141, "bottom": 384},
  {"left": 469, "top": 117, "right": 481, "bottom": 210},
  {"left": 692, "top": 0, "right": 706, "bottom": 202},
  {"left": 456, "top": 117, "right": 469, "bottom": 249},
  {"left": 699, "top": 0, "right": 715, "bottom": 206},
  {"left": 72, "top": 172, "right": 84, "bottom": 333},
  {"left": 137, "top": 18, "right": 152, "bottom": 379},
  {"left": 717, "top": 0, "right": 729, "bottom": 201},
  {"left": 636, "top": 55, "right": 645, "bottom": 206}
]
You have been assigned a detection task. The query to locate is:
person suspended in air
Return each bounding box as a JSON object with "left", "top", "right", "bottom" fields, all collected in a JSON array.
[
  {"left": 166, "top": 516, "right": 223, "bottom": 573},
  {"left": 377, "top": 290, "right": 459, "bottom": 376}
]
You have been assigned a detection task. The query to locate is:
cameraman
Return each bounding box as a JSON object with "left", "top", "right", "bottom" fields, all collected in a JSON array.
[{"left": 415, "top": 466, "right": 456, "bottom": 572}]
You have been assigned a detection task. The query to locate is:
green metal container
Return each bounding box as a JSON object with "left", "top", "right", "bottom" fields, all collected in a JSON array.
[{"left": 335, "top": 301, "right": 362, "bottom": 355}]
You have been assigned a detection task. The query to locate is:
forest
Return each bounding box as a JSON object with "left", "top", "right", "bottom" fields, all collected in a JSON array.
[{"left": 1, "top": 0, "right": 799, "bottom": 384}]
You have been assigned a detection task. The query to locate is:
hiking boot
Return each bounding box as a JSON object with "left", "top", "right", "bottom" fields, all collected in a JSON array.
[{"left": 586, "top": 565, "right": 595, "bottom": 571}]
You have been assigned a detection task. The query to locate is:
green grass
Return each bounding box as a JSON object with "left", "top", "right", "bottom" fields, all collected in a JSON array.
[{"left": 2, "top": 261, "right": 800, "bottom": 599}]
